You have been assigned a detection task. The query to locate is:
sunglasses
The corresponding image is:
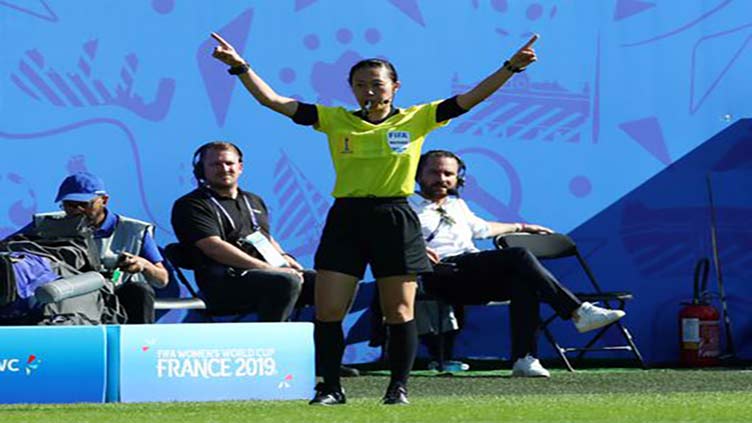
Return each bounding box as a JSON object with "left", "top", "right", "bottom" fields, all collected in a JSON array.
[{"left": 435, "top": 206, "right": 456, "bottom": 226}]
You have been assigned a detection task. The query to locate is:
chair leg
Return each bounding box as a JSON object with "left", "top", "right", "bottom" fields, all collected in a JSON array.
[
  {"left": 574, "top": 324, "right": 612, "bottom": 362},
  {"left": 542, "top": 325, "right": 575, "bottom": 372},
  {"left": 572, "top": 322, "right": 646, "bottom": 369},
  {"left": 617, "top": 321, "right": 647, "bottom": 369}
]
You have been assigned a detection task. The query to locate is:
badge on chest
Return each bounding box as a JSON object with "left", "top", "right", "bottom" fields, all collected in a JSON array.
[
  {"left": 240, "top": 231, "right": 288, "bottom": 268},
  {"left": 387, "top": 131, "right": 411, "bottom": 153}
]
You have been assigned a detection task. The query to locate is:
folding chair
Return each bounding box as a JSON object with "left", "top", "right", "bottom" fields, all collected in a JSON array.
[
  {"left": 157, "top": 243, "right": 257, "bottom": 322},
  {"left": 157, "top": 243, "right": 308, "bottom": 323},
  {"left": 153, "top": 244, "right": 206, "bottom": 313},
  {"left": 494, "top": 232, "right": 645, "bottom": 371}
]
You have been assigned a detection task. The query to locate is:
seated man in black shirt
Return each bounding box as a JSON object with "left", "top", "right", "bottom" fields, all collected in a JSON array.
[{"left": 171, "top": 141, "right": 311, "bottom": 321}]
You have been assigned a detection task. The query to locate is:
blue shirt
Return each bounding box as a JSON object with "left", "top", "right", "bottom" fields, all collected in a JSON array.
[{"left": 15, "top": 209, "right": 163, "bottom": 264}]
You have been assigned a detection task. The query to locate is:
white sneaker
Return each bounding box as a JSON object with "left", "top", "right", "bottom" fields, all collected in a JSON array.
[
  {"left": 511, "top": 355, "right": 550, "bottom": 378},
  {"left": 573, "top": 302, "right": 626, "bottom": 333}
]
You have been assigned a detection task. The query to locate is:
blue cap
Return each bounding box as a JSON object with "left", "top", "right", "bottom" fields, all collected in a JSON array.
[{"left": 55, "top": 172, "right": 107, "bottom": 203}]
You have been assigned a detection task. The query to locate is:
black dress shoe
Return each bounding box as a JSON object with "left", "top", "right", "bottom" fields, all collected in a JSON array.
[
  {"left": 382, "top": 383, "right": 409, "bottom": 405},
  {"left": 309, "top": 383, "right": 346, "bottom": 405}
]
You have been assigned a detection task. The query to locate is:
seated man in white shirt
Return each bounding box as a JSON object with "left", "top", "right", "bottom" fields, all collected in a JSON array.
[{"left": 409, "top": 150, "right": 626, "bottom": 377}]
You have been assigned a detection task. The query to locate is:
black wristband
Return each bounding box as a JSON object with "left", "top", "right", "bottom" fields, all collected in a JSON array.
[
  {"left": 503, "top": 60, "right": 525, "bottom": 73},
  {"left": 228, "top": 63, "right": 250, "bottom": 75}
]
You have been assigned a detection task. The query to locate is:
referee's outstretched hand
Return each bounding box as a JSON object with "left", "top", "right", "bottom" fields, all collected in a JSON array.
[
  {"left": 210, "top": 32, "right": 246, "bottom": 67},
  {"left": 508, "top": 34, "right": 539, "bottom": 71}
]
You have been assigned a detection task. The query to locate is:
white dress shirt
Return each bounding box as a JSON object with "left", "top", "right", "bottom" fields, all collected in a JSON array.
[{"left": 408, "top": 194, "right": 491, "bottom": 260}]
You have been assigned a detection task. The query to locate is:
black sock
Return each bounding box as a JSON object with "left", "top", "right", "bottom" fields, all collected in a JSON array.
[
  {"left": 314, "top": 320, "right": 344, "bottom": 390},
  {"left": 386, "top": 319, "right": 417, "bottom": 387}
]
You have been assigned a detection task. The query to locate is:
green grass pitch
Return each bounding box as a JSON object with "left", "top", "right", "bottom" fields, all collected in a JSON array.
[{"left": 2, "top": 368, "right": 751, "bottom": 422}]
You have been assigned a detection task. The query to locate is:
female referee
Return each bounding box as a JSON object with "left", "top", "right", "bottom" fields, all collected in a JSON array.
[{"left": 210, "top": 31, "right": 538, "bottom": 405}]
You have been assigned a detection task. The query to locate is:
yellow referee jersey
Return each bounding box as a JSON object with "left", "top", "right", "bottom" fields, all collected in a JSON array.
[{"left": 314, "top": 100, "right": 450, "bottom": 198}]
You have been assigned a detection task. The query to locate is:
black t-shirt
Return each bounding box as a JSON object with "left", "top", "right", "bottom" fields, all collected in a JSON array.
[{"left": 171, "top": 187, "right": 271, "bottom": 267}]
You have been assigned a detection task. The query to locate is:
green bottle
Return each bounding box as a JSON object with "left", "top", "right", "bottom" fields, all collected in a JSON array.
[{"left": 111, "top": 268, "right": 123, "bottom": 285}]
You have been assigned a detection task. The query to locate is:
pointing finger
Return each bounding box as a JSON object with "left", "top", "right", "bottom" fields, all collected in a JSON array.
[
  {"left": 210, "top": 32, "right": 232, "bottom": 48},
  {"left": 520, "top": 33, "right": 539, "bottom": 51}
]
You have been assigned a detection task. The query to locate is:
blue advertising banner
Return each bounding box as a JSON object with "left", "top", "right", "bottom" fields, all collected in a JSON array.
[
  {"left": 115, "top": 322, "right": 315, "bottom": 402},
  {"left": 0, "top": 326, "right": 107, "bottom": 404}
]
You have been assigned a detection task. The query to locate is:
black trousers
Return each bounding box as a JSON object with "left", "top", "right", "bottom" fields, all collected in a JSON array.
[
  {"left": 116, "top": 282, "right": 156, "bottom": 324},
  {"left": 196, "top": 265, "right": 308, "bottom": 321},
  {"left": 421, "top": 247, "right": 582, "bottom": 360}
]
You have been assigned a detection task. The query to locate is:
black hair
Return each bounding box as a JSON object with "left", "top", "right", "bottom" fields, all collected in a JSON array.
[
  {"left": 347, "top": 58, "right": 399, "bottom": 85},
  {"left": 192, "top": 141, "right": 243, "bottom": 184}
]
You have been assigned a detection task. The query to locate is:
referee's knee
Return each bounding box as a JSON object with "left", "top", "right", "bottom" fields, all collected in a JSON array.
[{"left": 382, "top": 303, "right": 413, "bottom": 324}]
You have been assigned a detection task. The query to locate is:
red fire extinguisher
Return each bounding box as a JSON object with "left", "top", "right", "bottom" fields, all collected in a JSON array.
[{"left": 679, "top": 258, "right": 720, "bottom": 366}]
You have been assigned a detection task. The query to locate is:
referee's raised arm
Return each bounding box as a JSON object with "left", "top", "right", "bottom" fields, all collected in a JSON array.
[
  {"left": 456, "top": 34, "right": 539, "bottom": 111},
  {"left": 210, "top": 32, "right": 299, "bottom": 118}
]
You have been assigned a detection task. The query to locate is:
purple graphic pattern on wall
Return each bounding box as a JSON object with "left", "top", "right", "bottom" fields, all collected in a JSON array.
[
  {"left": 11, "top": 42, "right": 175, "bottom": 121},
  {"left": 452, "top": 74, "right": 592, "bottom": 143}
]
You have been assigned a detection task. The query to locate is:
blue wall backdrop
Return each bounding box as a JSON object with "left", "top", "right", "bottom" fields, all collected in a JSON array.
[{"left": 1, "top": 1, "right": 750, "bottom": 365}]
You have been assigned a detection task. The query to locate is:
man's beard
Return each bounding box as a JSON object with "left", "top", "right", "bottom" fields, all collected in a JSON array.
[{"left": 420, "top": 182, "right": 456, "bottom": 200}]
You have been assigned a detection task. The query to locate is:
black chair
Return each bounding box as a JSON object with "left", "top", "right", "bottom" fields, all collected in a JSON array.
[
  {"left": 153, "top": 244, "right": 207, "bottom": 313},
  {"left": 157, "top": 243, "right": 267, "bottom": 322},
  {"left": 157, "top": 243, "right": 316, "bottom": 323},
  {"left": 494, "top": 232, "right": 646, "bottom": 371}
]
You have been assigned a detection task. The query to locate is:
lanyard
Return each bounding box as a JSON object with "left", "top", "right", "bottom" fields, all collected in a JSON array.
[
  {"left": 206, "top": 190, "right": 260, "bottom": 232},
  {"left": 425, "top": 206, "right": 454, "bottom": 243}
]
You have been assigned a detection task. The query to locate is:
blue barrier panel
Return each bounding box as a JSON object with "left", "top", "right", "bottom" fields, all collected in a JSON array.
[
  {"left": 116, "top": 322, "right": 315, "bottom": 402},
  {"left": 105, "top": 325, "right": 121, "bottom": 402},
  {"left": 0, "top": 326, "right": 107, "bottom": 404}
]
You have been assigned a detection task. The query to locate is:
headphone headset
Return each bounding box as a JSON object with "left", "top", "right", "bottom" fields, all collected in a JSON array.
[
  {"left": 192, "top": 141, "right": 244, "bottom": 184},
  {"left": 416, "top": 149, "right": 467, "bottom": 192}
]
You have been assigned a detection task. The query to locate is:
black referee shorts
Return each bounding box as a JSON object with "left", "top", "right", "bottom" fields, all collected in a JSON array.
[{"left": 314, "top": 197, "right": 432, "bottom": 279}]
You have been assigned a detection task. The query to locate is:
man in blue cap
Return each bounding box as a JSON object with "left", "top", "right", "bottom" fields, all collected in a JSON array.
[{"left": 13, "top": 172, "right": 168, "bottom": 323}]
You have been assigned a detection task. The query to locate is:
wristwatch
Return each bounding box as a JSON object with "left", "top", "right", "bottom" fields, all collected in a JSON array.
[
  {"left": 228, "top": 63, "right": 250, "bottom": 75},
  {"left": 503, "top": 60, "right": 525, "bottom": 73}
]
